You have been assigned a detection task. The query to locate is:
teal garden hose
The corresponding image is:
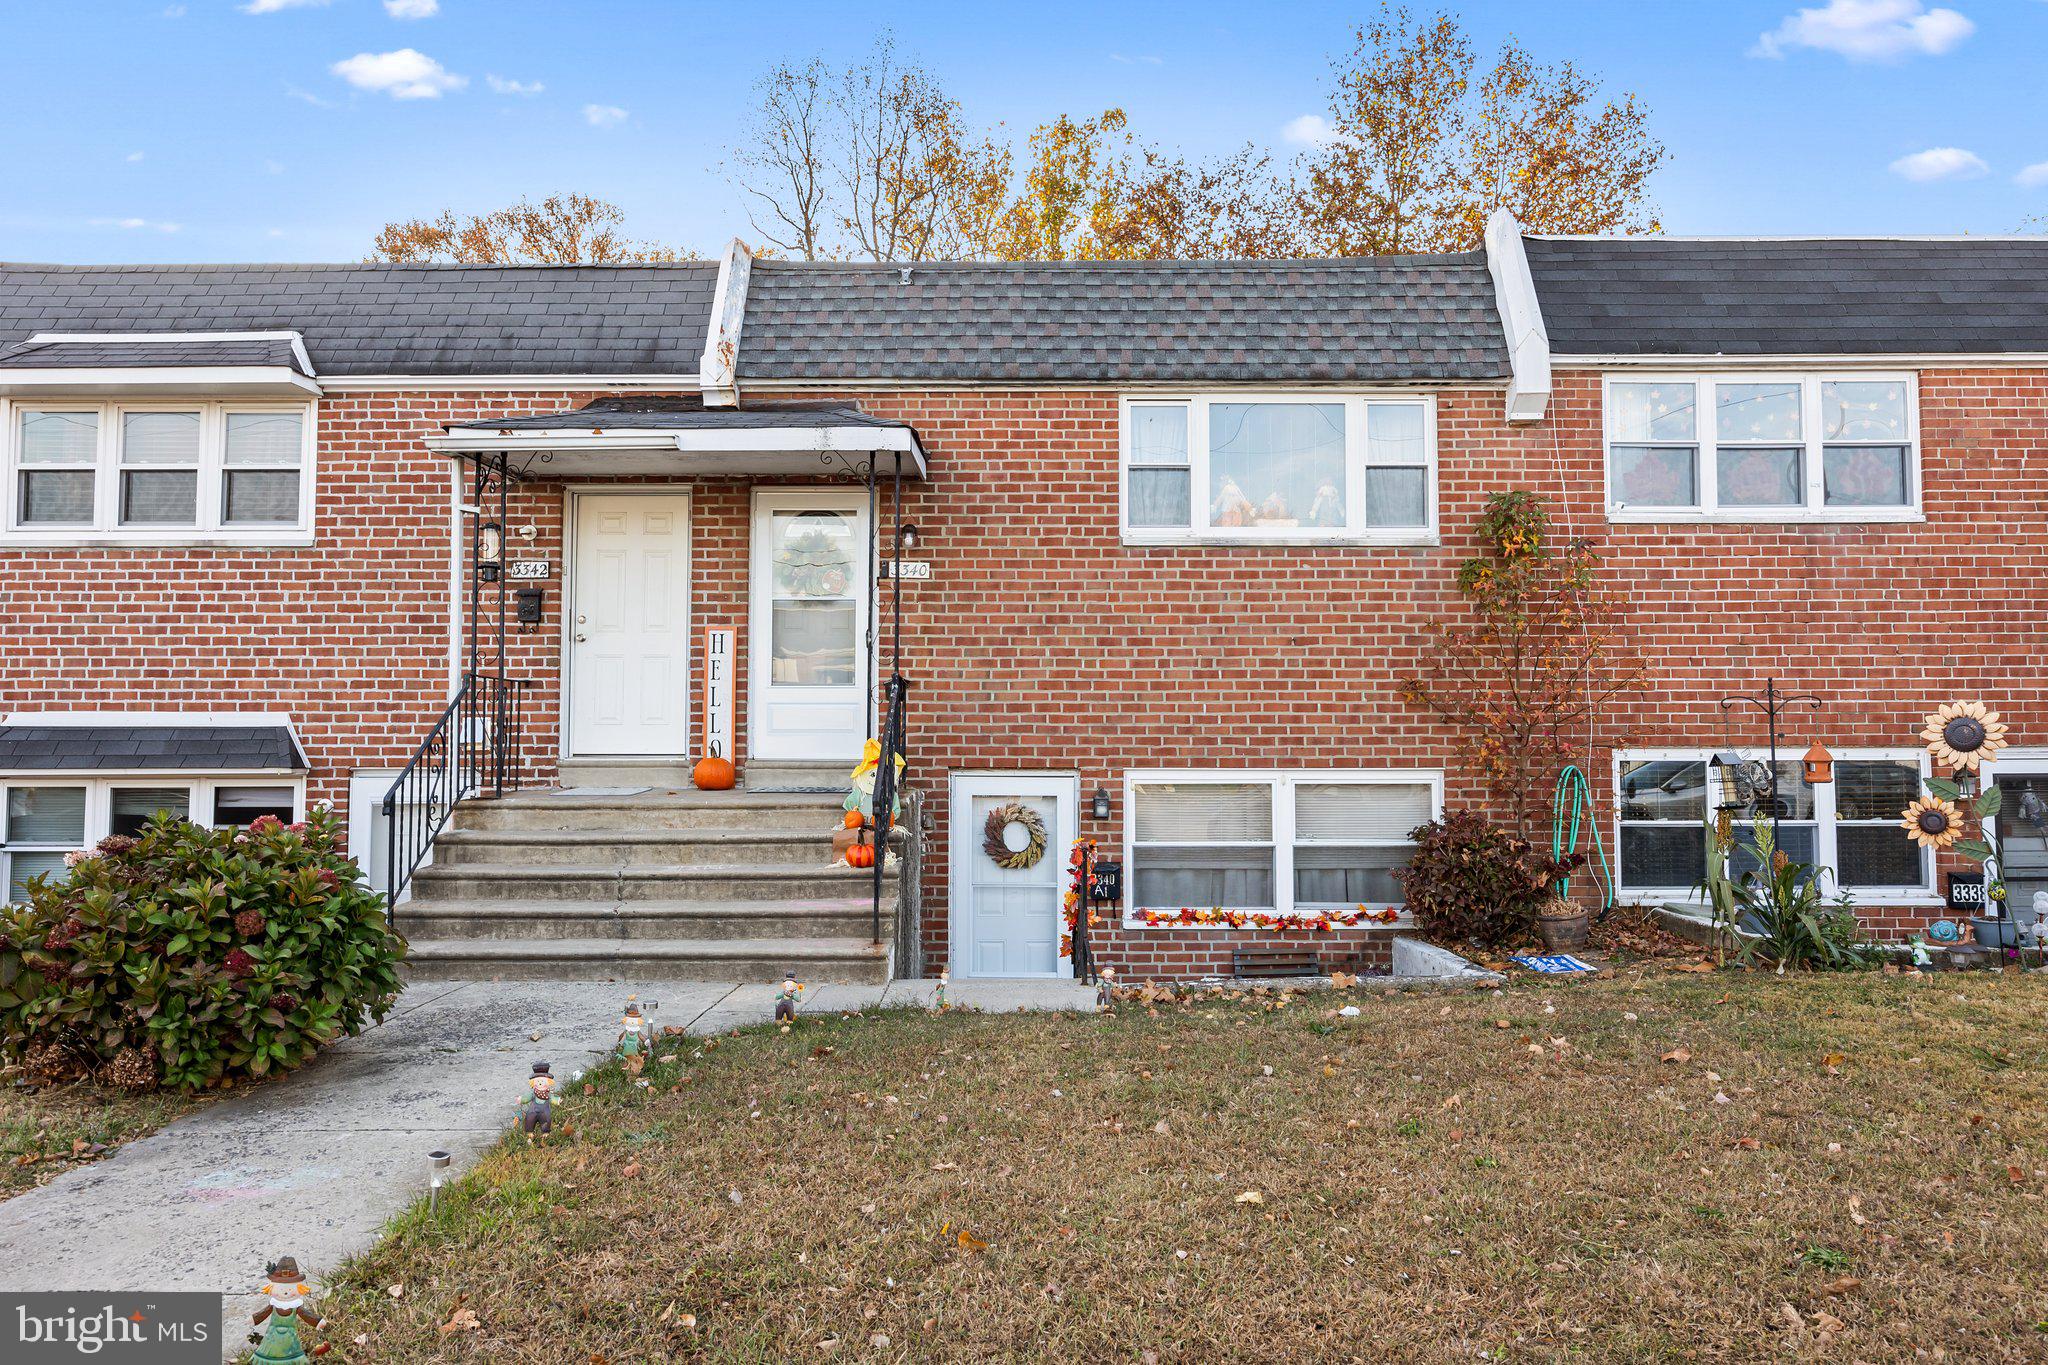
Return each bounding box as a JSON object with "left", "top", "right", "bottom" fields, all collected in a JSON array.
[{"left": 1551, "top": 765, "right": 1616, "bottom": 920}]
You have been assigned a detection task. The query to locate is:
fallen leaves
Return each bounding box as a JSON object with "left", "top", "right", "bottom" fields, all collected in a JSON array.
[
  {"left": 1661, "top": 1047, "right": 1692, "bottom": 1064},
  {"left": 439, "top": 1304, "right": 480, "bottom": 1335},
  {"left": 1234, "top": 1190, "right": 1265, "bottom": 1205}
]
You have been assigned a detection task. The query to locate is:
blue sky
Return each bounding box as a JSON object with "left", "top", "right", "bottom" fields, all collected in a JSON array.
[{"left": 3, "top": 0, "right": 2045, "bottom": 262}]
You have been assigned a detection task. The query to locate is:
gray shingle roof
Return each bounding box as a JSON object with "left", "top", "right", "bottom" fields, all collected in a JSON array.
[
  {"left": 0, "top": 336, "right": 307, "bottom": 372},
  {"left": 1525, "top": 236, "right": 2048, "bottom": 356},
  {"left": 736, "top": 256, "right": 1511, "bottom": 382},
  {"left": 448, "top": 395, "right": 912, "bottom": 432},
  {"left": 0, "top": 724, "right": 306, "bottom": 772},
  {"left": 0, "top": 263, "right": 718, "bottom": 376}
]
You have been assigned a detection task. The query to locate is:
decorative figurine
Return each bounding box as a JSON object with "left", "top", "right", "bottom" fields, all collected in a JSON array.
[
  {"left": 252, "top": 1257, "right": 327, "bottom": 1362},
  {"left": 845, "top": 737, "right": 905, "bottom": 825},
  {"left": 615, "top": 997, "right": 653, "bottom": 1060},
  {"left": 1210, "top": 477, "right": 1253, "bottom": 527},
  {"left": 1309, "top": 481, "right": 1344, "bottom": 527},
  {"left": 774, "top": 971, "right": 803, "bottom": 1023},
  {"left": 933, "top": 968, "right": 949, "bottom": 1012},
  {"left": 518, "top": 1061, "right": 557, "bottom": 1141},
  {"left": 1096, "top": 964, "right": 1118, "bottom": 1013}
]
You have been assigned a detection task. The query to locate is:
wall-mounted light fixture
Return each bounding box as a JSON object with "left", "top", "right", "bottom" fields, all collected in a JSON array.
[
  {"left": 1090, "top": 787, "right": 1112, "bottom": 820},
  {"left": 896, "top": 521, "right": 921, "bottom": 551}
]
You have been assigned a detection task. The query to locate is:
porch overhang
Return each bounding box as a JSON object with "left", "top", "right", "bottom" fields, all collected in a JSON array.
[{"left": 424, "top": 398, "right": 927, "bottom": 478}]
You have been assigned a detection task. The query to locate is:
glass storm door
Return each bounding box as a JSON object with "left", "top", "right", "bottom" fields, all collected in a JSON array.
[
  {"left": 950, "top": 774, "right": 1078, "bottom": 979},
  {"left": 1987, "top": 763, "right": 2048, "bottom": 929},
  {"left": 749, "top": 490, "right": 870, "bottom": 763},
  {"left": 568, "top": 492, "right": 692, "bottom": 756}
]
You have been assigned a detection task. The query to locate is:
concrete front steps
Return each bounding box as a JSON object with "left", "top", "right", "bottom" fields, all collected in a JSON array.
[{"left": 401, "top": 788, "right": 898, "bottom": 984}]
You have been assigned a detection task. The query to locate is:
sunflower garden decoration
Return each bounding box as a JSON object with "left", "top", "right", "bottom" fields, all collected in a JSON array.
[{"left": 1903, "top": 701, "right": 2014, "bottom": 947}]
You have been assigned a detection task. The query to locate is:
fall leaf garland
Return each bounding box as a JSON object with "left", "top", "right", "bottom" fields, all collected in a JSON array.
[{"left": 1138, "top": 906, "right": 1401, "bottom": 931}]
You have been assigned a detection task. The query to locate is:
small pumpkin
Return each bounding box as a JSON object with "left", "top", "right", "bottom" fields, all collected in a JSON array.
[
  {"left": 843, "top": 810, "right": 864, "bottom": 830},
  {"left": 845, "top": 842, "right": 876, "bottom": 870},
  {"left": 691, "top": 744, "right": 736, "bottom": 791}
]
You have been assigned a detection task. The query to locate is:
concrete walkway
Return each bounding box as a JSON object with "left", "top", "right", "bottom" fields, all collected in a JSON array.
[{"left": 0, "top": 975, "right": 1094, "bottom": 1358}]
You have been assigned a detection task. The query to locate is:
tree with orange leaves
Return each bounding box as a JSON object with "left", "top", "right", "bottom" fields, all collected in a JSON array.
[
  {"left": 1399, "top": 491, "right": 1644, "bottom": 839},
  {"left": 369, "top": 194, "right": 693, "bottom": 265}
]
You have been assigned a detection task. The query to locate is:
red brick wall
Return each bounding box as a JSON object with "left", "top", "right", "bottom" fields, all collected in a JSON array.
[{"left": 7, "top": 369, "right": 2043, "bottom": 974}]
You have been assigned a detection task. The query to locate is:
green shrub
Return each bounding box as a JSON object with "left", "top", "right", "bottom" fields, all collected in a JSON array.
[
  {"left": 1398, "top": 810, "right": 1583, "bottom": 948},
  {"left": 1703, "top": 816, "right": 1877, "bottom": 972},
  {"left": 0, "top": 808, "right": 404, "bottom": 1091}
]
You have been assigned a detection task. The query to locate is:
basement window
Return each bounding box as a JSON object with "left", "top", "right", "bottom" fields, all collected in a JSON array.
[
  {"left": 2, "top": 777, "right": 305, "bottom": 903},
  {"left": 1120, "top": 395, "right": 1436, "bottom": 544}
]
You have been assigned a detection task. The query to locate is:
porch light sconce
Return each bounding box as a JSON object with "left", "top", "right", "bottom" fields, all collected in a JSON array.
[
  {"left": 477, "top": 521, "right": 503, "bottom": 563},
  {"left": 1090, "top": 787, "right": 1113, "bottom": 820},
  {"left": 1802, "top": 743, "right": 1834, "bottom": 786},
  {"left": 896, "top": 522, "right": 921, "bottom": 550}
]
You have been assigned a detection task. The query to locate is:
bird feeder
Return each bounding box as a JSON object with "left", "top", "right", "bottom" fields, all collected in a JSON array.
[{"left": 1802, "top": 742, "right": 1834, "bottom": 786}]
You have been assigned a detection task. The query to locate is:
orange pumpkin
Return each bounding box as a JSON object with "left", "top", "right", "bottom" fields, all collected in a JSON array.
[
  {"left": 843, "top": 810, "right": 864, "bottom": 830},
  {"left": 845, "top": 842, "right": 876, "bottom": 869},
  {"left": 691, "top": 747, "right": 736, "bottom": 791}
]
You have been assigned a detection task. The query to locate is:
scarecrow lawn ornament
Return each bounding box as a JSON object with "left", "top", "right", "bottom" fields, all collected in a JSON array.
[
  {"left": 252, "top": 1257, "right": 328, "bottom": 1362},
  {"left": 933, "top": 968, "right": 948, "bottom": 1011},
  {"left": 774, "top": 971, "right": 803, "bottom": 1023},
  {"left": 1096, "top": 964, "right": 1117, "bottom": 1013},
  {"left": 518, "top": 1061, "right": 557, "bottom": 1141},
  {"left": 844, "top": 737, "right": 904, "bottom": 825},
  {"left": 616, "top": 998, "right": 654, "bottom": 1061}
]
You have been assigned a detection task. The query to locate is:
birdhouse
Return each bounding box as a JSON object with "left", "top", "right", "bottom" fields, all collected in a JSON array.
[{"left": 1802, "top": 743, "right": 1834, "bottom": 786}]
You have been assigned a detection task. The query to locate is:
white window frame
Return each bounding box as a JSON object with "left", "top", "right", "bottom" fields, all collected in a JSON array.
[
  {"left": 1121, "top": 768, "right": 1443, "bottom": 925},
  {"left": 1118, "top": 393, "right": 1438, "bottom": 546},
  {"left": 1612, "top": 747, "right": 1937, "bottom": 907},
  {"left": 1, "top": 397, "right": 317, "bottom": 545},
  {"left": 2, "top": 772, "right": 307, "bottom": 902},
  {"left": 1602, "top": 372, "right": 1922, "bottom": 524}
]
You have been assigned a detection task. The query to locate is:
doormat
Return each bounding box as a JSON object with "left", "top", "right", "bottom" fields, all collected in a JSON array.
[{"left": 1509, "top": 954, "right": 1598, "bottom": 974}]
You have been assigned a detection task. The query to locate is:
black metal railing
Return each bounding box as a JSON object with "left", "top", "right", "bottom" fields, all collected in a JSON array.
[
  {"left": 869, "top": 675, "right": 910, "bottom": 946},
  {"left": 1069, "top": 841, "right": 1097, "bottom": 984},
  {"left": 380, "top": 671, "right": 527, "bottom": 920}
]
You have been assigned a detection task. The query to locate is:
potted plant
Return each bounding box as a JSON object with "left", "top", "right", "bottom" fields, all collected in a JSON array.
[{"left": 1536, "top": 893, "right": 1590, "bottom": 952}]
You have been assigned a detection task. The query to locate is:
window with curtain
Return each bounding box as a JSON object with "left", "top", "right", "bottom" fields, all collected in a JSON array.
[
  {"left": 1617, "top": 751, "right": 1930, "bottom": 895},
  {"left": 5, "top": 401, "right": 312, "bottom": 539},
  {"left": 109, "top": 786, "right": 191, "bottom": 838},
  {"left": 1605, "top": 374, "right": 1917, "bottom": 520},
  {"left": 1129, "top": 773, "right": 1438, "bottom": 916},
  {"left": 1120, "top": 396, "right": 1434, "bottom": 541},
  {"left": 212, "top": 785, "right": 297, "bottom": 827}
]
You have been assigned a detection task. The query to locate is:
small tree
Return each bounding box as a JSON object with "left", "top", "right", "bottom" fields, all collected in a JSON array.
[{"left": 1400, "top": 491, "right": 1644, "bottom": 838}]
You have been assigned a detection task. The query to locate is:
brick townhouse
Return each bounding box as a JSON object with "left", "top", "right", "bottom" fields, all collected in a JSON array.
[{"left": 1, "top": 214, "right": 2042, "bottom": 982}]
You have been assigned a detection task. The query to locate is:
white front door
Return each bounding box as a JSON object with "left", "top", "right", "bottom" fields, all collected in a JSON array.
[
  {"left": 950, "top": 773, "right": 1078, "bottom": 979},
  {"left": 749, "top": 489, "right": 871, "bottom": 763},
  {"left": 568, "top": 492, "right": 691, "bottom": 756}
]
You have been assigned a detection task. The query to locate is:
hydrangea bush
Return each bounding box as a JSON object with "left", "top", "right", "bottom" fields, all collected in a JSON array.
[{"left": 0, "top": 807, "right": 404, "bottom": 1092}]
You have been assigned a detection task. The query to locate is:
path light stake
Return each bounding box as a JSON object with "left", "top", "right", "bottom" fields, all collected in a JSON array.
[{"left": 427, "top": 1149, "right": 452, "bottom": 1212}]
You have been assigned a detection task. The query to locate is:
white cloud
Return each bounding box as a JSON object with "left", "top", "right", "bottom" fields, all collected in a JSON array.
[
  {"left": 583, "top": 103, "right": 629, "bottom": 127},
  {"left": 162, "top": 4, "right": 187, "bottom": 16},
  {"left": 1108, "top": 52, "right": 1163, "bottom": 65},
  {"left": 1889, "top": 146, "right": 1990, "bottom": 181},
  {"left": 1282, "top": 113, "right": 1336, "bottom": 147},
  {"left": 486, "top": 74, "right": 545, "bottom": 96},
  {"left": 331, "top": 49, "right": 467, "bottom": 99},
  {"left": 2016, "top": 161, "right": 2048, "bottom": 188},
  {"left": 1752, "top": 1, "right": 1973, "bottom": 62},
  {"left": 91, "top": 217, "right": 182, "bottom": 233},
  {"left": 384, "top": 0, "right": 438, "bottom": 16},
  {"left": 125, "top": 151, "right": 145, "bottom": 163},
  {"left": 264, "top": 159, "right": 286, "bottom": 174},
  {"left": 243, "top": 0, "right": 330, "bottom": 12}
]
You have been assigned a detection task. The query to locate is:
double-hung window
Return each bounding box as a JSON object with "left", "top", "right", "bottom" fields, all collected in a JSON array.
[
  {"left": 4, "top": 399, "right": 313, "bottom": 542},
  {"left": 1615, "top": 750, "right": 1931, "bottom": 901},
  {"left": 1604, "top": 374, "right": 1918, "bottom": 521},
  {"left": 1120, "top": 395, "right": 1436, "bottom": 543},
  {"left": 1126, "top": 771, "right": 1440, "bottom": 919}
]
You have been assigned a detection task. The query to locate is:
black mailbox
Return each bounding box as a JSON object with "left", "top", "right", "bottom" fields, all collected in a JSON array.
[
  {"left": 515, "top": 587, "right": 545, "bottom": 625},
  {"left": 1089, "top": 858, "right": 1123, "bottom": 906}
]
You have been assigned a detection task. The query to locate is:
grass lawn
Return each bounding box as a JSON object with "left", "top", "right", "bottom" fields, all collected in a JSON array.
[
  {"left": 321, "top": 968, "right": 2048, "bottom": 1362},
  {"left": 0, "top": 1077, "right": 208, "bottom": 1198}
]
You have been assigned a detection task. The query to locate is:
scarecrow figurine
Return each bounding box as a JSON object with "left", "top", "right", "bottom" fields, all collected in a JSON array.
[
  {"left": 616, "top": 997, "right": 653, "bottom": 1060},
  {"left": 774, "top": 971, "right": 803, "bottom": 1023},
  {"left": 252, "top": 1256, "right": 328, "bottom": 1361},
  {"left": 933, "top": 967, "right": 949, "bottom": 1012},
  {"left": 844, "top": 737, "right": 905, "bottom": 825},
  {"left": 1096, "top": 964, "right": 1118, "bottom": 1013},
  {"left": 518, "top": 1061, "right": 557, "bottom": 1141}
]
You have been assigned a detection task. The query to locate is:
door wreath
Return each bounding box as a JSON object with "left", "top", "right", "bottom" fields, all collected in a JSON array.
[{"left": 982, "top": 802, "right": 1048, "bottom": 870}]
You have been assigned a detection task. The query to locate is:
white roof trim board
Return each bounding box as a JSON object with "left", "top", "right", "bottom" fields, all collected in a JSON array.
[
  {"left": 1481, "top": 210, "right": 1550, "bottom": 422},
  {"left": 698, "top": 238, "right": 754, "bottom": 408}
]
